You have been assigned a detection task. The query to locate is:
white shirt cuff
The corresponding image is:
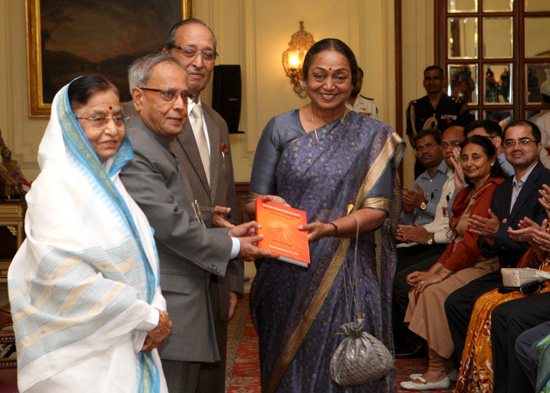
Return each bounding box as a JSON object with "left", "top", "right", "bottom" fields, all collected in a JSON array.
[
  {"left": 434, "top": 230, "right": 450, "bottom": 244},
  {"left": 230, "top": 237, "right": 240, "bottom": 259}
]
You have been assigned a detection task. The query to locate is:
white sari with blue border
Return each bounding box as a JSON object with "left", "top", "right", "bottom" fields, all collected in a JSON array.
[{"left": 8, "top": 81, "right": 168, "bottom": 393}]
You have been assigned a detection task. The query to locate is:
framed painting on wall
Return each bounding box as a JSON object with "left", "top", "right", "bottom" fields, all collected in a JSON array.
[{"left": 26, "top": 0, "right": 194, "bottom": 117}]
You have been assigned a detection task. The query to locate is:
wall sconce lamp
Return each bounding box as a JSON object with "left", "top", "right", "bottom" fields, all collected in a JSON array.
[{"left": 282, "top": 21, "right": 315, "bottom": 98}]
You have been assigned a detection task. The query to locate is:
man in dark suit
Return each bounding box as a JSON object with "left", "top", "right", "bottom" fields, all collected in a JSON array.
[
  {"left": 445, "top": 120, "right": 550, "bottom": 371},
  {"left": 120, "top": 53, "right": 276, "bottom": 393},
  {"left": 161, "top": 18, "right": 241, "bottom": 393}
]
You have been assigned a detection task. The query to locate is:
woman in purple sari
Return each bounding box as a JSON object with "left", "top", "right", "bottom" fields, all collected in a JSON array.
[{"left": 246, "top": 39, "right": 404, "bottom": 392}]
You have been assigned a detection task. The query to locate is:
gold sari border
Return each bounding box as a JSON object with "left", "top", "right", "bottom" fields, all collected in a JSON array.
[
  {"left": 354, "top": 131, "right": 404, "bottom": 208},
  {"left": 361, "top": 197, "right": 390, "bottom": 211},
  {"left": 355, "top": 132, "right": 404, "bottom": 286},
  {"left": 265, "top": 130, "right": 405, "bottom": 392},
  {"left": 265, "top": 238, "right": 351, "bottom": 393}
]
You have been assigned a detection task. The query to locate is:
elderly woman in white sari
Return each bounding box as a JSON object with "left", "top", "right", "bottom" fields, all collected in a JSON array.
[{"left": 8, "top": 75, "right": 172, "bottom": 393}]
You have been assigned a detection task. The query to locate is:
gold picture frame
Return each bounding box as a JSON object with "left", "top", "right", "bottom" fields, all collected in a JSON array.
[{"left": 25, "top": 0, "right": 194, "bottom": 117}]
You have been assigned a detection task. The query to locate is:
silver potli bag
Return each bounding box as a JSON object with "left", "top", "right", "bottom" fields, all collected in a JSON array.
[{"left": 330, "top": 216, "right": 394, "bottom": 386}]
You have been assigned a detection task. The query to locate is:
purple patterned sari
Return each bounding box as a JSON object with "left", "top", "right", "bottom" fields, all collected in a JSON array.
[{"left": 250, "top": 110, "right": 404, "bottom": 393}]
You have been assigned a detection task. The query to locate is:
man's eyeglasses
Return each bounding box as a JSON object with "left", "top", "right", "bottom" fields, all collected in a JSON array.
[
  {"left": 440, "top": 141, "right": 462, "bottom": 149},
  {"left": 503, "top": 137, "right": 539, "bottom": 148},
  {"left": 139, "top": 87, "right": 195, "bottom": 103},
  {"left": 415, "top": 142, "right": 438, "bottom": 153},
  {"left": 169, "top": 45, "right": 218, "bottom": 62},
  {"left": 76, "top": 116, "right": 128, "bottom": 128}
]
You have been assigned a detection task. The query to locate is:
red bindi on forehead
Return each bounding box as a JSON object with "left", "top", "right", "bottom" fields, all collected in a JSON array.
[
  {"left": 109, "top": 106, "right": 112, "bottom": 110},
  {"left": 329, "top": 67, "right": 332, "bottom": 71}
]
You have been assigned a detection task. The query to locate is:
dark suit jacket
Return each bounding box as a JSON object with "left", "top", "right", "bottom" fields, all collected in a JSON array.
[
  {"left": 170, "top": 102, "right": 244, "bottom": 322},
  {"left": 120, "top": 116, "right": 232, "bottom": 362},
  {"left": 479, "top": 162, "right": 550, "bottom": 267}
]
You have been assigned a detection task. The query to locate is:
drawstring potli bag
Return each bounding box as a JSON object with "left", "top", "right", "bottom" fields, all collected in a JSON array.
[{"left": 330, "top": 216, "right": 394, "bottom": 386}]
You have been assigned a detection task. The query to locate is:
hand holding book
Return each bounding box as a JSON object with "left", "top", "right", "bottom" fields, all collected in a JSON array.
[
  {"left": 298, "top": 222, "right": 338, "bottom": 242},
  {"left": 255, "top": 198, "right": 310, "bottom": 267},
  {"left": 260, "top": 194, "right": 291, "bottom": 208},
  {"left": 238, "top": 235, "right": 280, "bottom": 261},
  {"left": 228, "top": 220, "right": 260, "bottom": 237},
  {"left": 228, "top": 221, "right": 279, "bottom": 261}
]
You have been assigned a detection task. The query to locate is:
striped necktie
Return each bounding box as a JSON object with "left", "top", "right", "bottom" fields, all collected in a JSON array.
[{"left": 191, "top": 103, "right": 210, "bottom": 185}]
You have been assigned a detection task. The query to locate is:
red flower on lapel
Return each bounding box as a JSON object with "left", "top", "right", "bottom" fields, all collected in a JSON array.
[
  {"left": 220, "top": 142, "right": 228, "bottom": 167},
  {"left": 220, "top": 142, "right": 229, "bottom": 155}
]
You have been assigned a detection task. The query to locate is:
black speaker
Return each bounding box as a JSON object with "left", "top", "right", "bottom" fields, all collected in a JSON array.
[{"left": 212, "top": 65, "right": 243, "bottom": 133}]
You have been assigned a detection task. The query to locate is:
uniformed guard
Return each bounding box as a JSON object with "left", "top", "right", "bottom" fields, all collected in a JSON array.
[
  {"left": 346, "top": 66, "right": 379, "bottom": 119},
  {"left": 406, "top": 65, "right": 474, "bottom": 177}
]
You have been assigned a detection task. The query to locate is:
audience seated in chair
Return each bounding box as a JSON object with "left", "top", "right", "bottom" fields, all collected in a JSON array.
[
  {"left": 393, "top": 125, "right": 465, "bottom": 358},
  {"left": 456, "top": 243, "right": 550, "bottom": 392},
  {"left": 445, "top": 120, "right": 550, "bottom": 393},
  {"left": 400, "top": 135, "right": 505, "bottom": 391}
]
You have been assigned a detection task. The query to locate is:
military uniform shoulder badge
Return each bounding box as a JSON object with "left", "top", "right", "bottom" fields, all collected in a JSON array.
[
  {"left": 451, "top": 96, "right": 466, "bottom": 104},
  {"left": 360, "top": 95, "right": 375, "bottom": 101}
]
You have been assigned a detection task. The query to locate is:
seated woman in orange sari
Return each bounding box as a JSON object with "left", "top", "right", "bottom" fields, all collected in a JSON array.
[
  {"left": 401, "top": 135, "right": 506, "bottom": 391},
  {"left": 455, "top": 184, "right": 550, "bottom": 393}
]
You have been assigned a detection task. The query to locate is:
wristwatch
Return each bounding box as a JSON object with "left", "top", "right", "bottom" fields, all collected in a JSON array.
[
  {"left": 420, "top": 200, "right": 428, "bottom": 211},
  {"left": 427, "top": 233, "right": 435, "bottom": 245}
]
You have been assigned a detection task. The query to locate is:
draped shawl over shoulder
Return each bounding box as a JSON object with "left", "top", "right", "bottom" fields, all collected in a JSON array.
[
  {"left": 8, "top": 80, "right": 167, "bottom": 393},
  {"left": 249, "top": 110, "right": 404, "bottom": 393}
]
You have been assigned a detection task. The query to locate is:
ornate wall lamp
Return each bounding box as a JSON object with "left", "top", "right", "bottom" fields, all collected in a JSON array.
[{"left": 282, "top": 21, "right": 315, "bottom": 98}]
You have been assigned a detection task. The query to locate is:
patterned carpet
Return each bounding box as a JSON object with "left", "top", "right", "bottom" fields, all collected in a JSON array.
[
  {"left": 225, "top": 296, "right": 454, "bottom": 393},
  {"left": 0, "top": 325, "right": 17, "bottom": 393},
  {"left": 226, "top": 297, "right": 261, "bottom": 392}
]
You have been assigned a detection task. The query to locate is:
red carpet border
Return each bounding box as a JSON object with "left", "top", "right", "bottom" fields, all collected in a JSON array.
[{"left": 226, "top": 295, "right": 261, "bottom": 392}]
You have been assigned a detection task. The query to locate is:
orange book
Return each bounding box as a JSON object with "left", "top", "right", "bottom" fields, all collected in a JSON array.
[{"left": 255, "top": 198, "right": 310, "bottom": 267}]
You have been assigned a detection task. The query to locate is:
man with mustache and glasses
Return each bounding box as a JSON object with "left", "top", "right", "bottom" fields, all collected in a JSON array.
[
  {"left": 400, "top": 129, "right": 449, "bottom": 229},
  {"left": 445, "top": 120, "right": 550, "bottom": 393}
]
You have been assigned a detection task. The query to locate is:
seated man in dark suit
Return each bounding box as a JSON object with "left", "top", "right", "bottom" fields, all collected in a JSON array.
[
  {"left": 120, "top": 53, "right": 277, "bottom": 393},
  {"left": 493, "top": 292, "right": 550, "bottom": 393},
  {"left": 445, "top": 120, "right": 550, "bottom": 383},
  {"left": 491, "top": 180, "right": 550, "bottom": 393},
  {"left": 507, "top": 184, "right": 550, "bottom": 393}
]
